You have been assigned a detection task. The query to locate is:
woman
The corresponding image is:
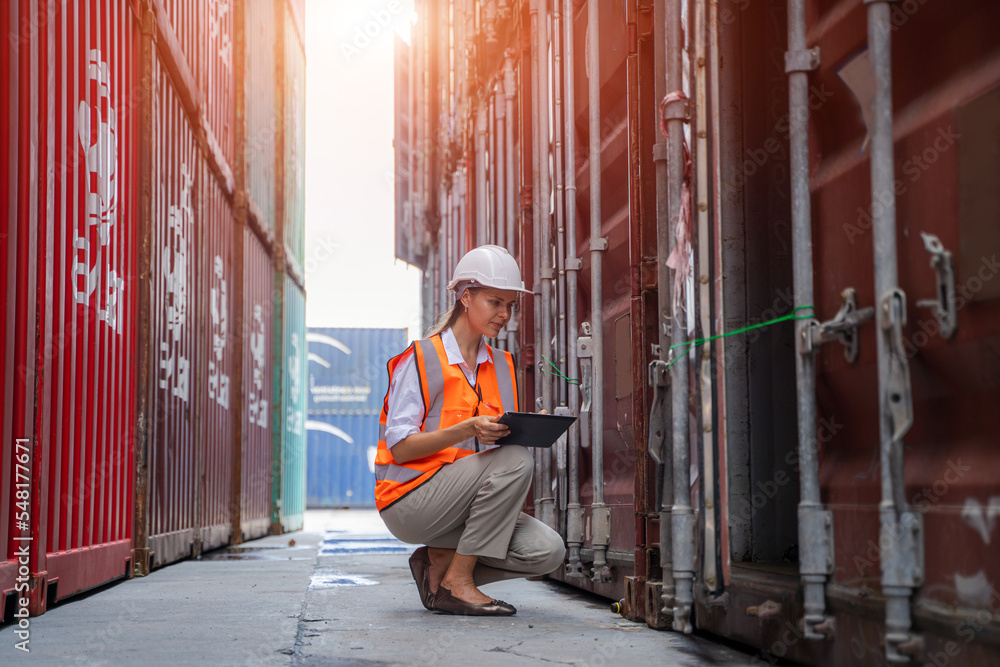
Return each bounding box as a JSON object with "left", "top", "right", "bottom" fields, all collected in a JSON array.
[{"left": 375, "top": 245, "right": 565, "bottom": 616}]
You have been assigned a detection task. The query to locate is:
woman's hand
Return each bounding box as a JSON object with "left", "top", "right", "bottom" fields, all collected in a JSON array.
[{"left": 466, "top": 415, "right": 510, "bottom": 446}]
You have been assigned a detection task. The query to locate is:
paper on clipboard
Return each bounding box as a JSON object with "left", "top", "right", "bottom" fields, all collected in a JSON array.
[{"left": 494, "top": 412, "right": 576, "bottom": 448}]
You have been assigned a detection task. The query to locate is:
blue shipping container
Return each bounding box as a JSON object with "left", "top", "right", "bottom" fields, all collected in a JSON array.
[
  {"left": 307, "top": 328, "right": 408, "bottom": 414},
  {"left": 306, "top": 413, "right": 380, "bottom": 508},
  {"left": 306, "top": 328, "right": 407, "bottom": 507}
]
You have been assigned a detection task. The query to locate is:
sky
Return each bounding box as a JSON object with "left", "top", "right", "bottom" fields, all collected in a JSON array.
[{"left": 304, "top": 0, "right": 421, "bottom": 344}]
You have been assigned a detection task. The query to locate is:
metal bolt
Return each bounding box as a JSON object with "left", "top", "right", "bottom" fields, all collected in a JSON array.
[
  {"left": 698, "top": 130, "right": 706, "bottom": 138},
  {"left": 700, "top": 275, "right": 708, "bottom": 284},
  {"left": 698, "top": 202, "right": 707, "bottom": 212},
  {"left": 703, "top": 424, "right": 712, "bottom": 433}
]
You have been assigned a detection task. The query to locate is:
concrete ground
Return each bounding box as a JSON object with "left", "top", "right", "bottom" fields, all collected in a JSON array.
[{"left": 1, "top": 510, "right": 756, "bottom": 666}]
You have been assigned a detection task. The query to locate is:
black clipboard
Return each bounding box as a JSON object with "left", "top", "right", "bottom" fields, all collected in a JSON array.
[{"left": 494, "top": 412, "right": 576, "bottom": 448}]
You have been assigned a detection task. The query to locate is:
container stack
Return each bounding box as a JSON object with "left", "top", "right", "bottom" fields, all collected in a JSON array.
[
  {"left": 306, "top": 328, "right": 407, "bottom": 508},
  {"left": 0, "top": 0, "right": 306, "bottom": 618}
]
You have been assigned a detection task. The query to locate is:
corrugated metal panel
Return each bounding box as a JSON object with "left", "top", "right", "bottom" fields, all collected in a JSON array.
[
  {"left": 202, "top": 0, "right": 234, "bottom": 168},
  {"left": 199, "top": 157, "right": 235, "bottom": 552},
  {"left": 306, "top": 414, "right": 379, "bottom": 508},
  {"left": 158, "top": 0, "right": 234, "bottom": 175},
  {"left": 147, "top": 54, "right": 200, "bottom": 568},
  {"left": 282, "top": 2, "right": 305, "bottom": 272},
  {"left": 306, "top": 328, "right": 408, "bottom": 415},
  {"left": 0, "top": 0, "right": 138, "bottom": 616},
  {"left": 243, "top": 0, "right": 276, "bottom": 233},
  {"left": 1, "top": 0, "right": 34, "bottom": 610},
  {"left": 286, "top": 0, "right": 305, "bottom": 50},
  {"left": 277, "top": 281, "right": 307, "bottom": 531},
  {"left": 241, "top": 228, "right": 273, "bottom": 540}
]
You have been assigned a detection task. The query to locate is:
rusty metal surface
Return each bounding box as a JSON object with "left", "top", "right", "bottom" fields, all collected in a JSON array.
[
  {"left": 807, "top": 0, "right": 1000, "bottom": 618},
  {"left": 241, "top": 228, "right": 274, "bottom": 541},
  {"left": 242, "top": 0, "right": 277, "bottom": 236},
  {"left": 146, "top": 54, "right": 200, "bottom": 568},
  {"left": 199, "top": 158, "right": 235, "bottom": 552},
  {"left": 158, "top": 0, "right": 233, "bottom": 169}
]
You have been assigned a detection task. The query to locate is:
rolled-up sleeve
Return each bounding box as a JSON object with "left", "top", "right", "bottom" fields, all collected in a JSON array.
[{"left": 384, "top": 354, "right": 424, "bottom": 448}]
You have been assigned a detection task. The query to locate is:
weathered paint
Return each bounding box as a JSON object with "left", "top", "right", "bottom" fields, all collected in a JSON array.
[
  {"left": 241, "top": 228, "right": 274, "bottom": 541},
  {"left": 242, "top": 0, "right": 277, "bottom": 237},
  {"left": 0, "top": 0, "right": 138, "bottom": 616},
  {"left": 159, "top": 0, "right": 234, "bottom": 171},
  {"left": 146, "top": 53, "right": 200, "bottom": 568},
  {"left": 199, "top": 157, "right": 235, "bottom": 553}
]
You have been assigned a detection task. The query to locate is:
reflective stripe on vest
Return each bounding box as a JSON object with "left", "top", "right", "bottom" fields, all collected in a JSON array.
[{"left": 374, "top": 335, "right": 518, "bottom": 511}]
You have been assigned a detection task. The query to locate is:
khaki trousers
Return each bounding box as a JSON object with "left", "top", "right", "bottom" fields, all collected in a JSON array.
[{"left": 380, "top": 445, "right": 566, "bottom": 586}]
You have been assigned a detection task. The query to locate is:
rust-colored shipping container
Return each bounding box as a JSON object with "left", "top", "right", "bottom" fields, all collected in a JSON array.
[
  {"left": 1, "top": 0, "right": 138, "bottom": 617},
  {"left": 241, "top": 228, "right": 274, "bottom": 541},
  {"left": 199, "top": 156, "right": 236, "bottom": 552},
  {"left": 242, "top": 0, "right": 277, "bottom": 238},
  {"left": 144, "top": 53, "right": 201, "bottom": 568},
  {"left": 396, "top": 1, "right": 1000, "bottom": 664},
  {"left": 158, "top": 0, "right": 234, "bottom": 172}
]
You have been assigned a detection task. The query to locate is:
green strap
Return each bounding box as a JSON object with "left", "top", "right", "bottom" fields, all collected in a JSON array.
[
  {"left": 538, "top": 305, "right": 815, "bottom": 380},
  {"left": 664, "top": 305, "right": 815, "bottom": 370},
  {"left": 539, "top": 354, "right": 581, "bottom": 385}
]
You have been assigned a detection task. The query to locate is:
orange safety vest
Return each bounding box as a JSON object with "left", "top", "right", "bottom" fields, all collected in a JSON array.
[{"left": 374, "top": 334, "right": 519, "bottom": 512}]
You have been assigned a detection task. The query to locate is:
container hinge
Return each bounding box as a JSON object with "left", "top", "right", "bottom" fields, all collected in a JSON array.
[
  {"left": 590, "top": 238, "right": 608, "bottom": 252},
  {"left": 647, "top": 360, "right": 671, "bottom": 466},
  {"left": 785, "top": 47, "right": 820, "bottom": 73},
  {"left": 802, "top": 288, "right": 874, "bottom": 363},
  {"left": 577, "top": 330, "right": 593, "bottom": 449},
  {"left": 566, "top": 257, "right": 583, "bottom": 271},
  {"left": 915, "top": 232, "right": 957, "bottom": 340}
]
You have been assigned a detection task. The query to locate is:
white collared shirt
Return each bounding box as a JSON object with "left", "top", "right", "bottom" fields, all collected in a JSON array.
[{"left": 384, "top": 328, "right": 494, "bottom": 451}]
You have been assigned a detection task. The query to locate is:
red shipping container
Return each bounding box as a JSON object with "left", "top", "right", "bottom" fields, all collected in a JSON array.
[
  {"left": 241, "top": 228, "right": 274, "bottom": 540},
  {"left": 1, "top": 0, "right": 138, "bottom": 617}
]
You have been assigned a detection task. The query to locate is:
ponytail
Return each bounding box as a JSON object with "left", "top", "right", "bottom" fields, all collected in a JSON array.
[{"left": 425, "top": 287, "right": 480, "bottom": 337}]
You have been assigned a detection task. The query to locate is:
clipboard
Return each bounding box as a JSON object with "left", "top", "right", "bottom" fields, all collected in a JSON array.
[{"left": 494, "top": 412, "right": 576, "bottom": 448}]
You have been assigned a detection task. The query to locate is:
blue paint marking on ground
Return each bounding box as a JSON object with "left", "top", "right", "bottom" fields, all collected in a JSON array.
[{"left": 317, "top": 532, "right": 412, "bottom": 556}]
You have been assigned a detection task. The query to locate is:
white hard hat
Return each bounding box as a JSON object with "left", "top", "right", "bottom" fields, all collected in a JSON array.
[{"left": 447, "top": 245, "right": 531, "bottom": 294}]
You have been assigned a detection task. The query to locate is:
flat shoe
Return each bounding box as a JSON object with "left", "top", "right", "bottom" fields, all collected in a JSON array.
[
  {"left": 432, "top": 585, "right": 516, "bottom": 616},
  {"left": 408, "top": 547, "right": 435, "bottom": 610}
]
